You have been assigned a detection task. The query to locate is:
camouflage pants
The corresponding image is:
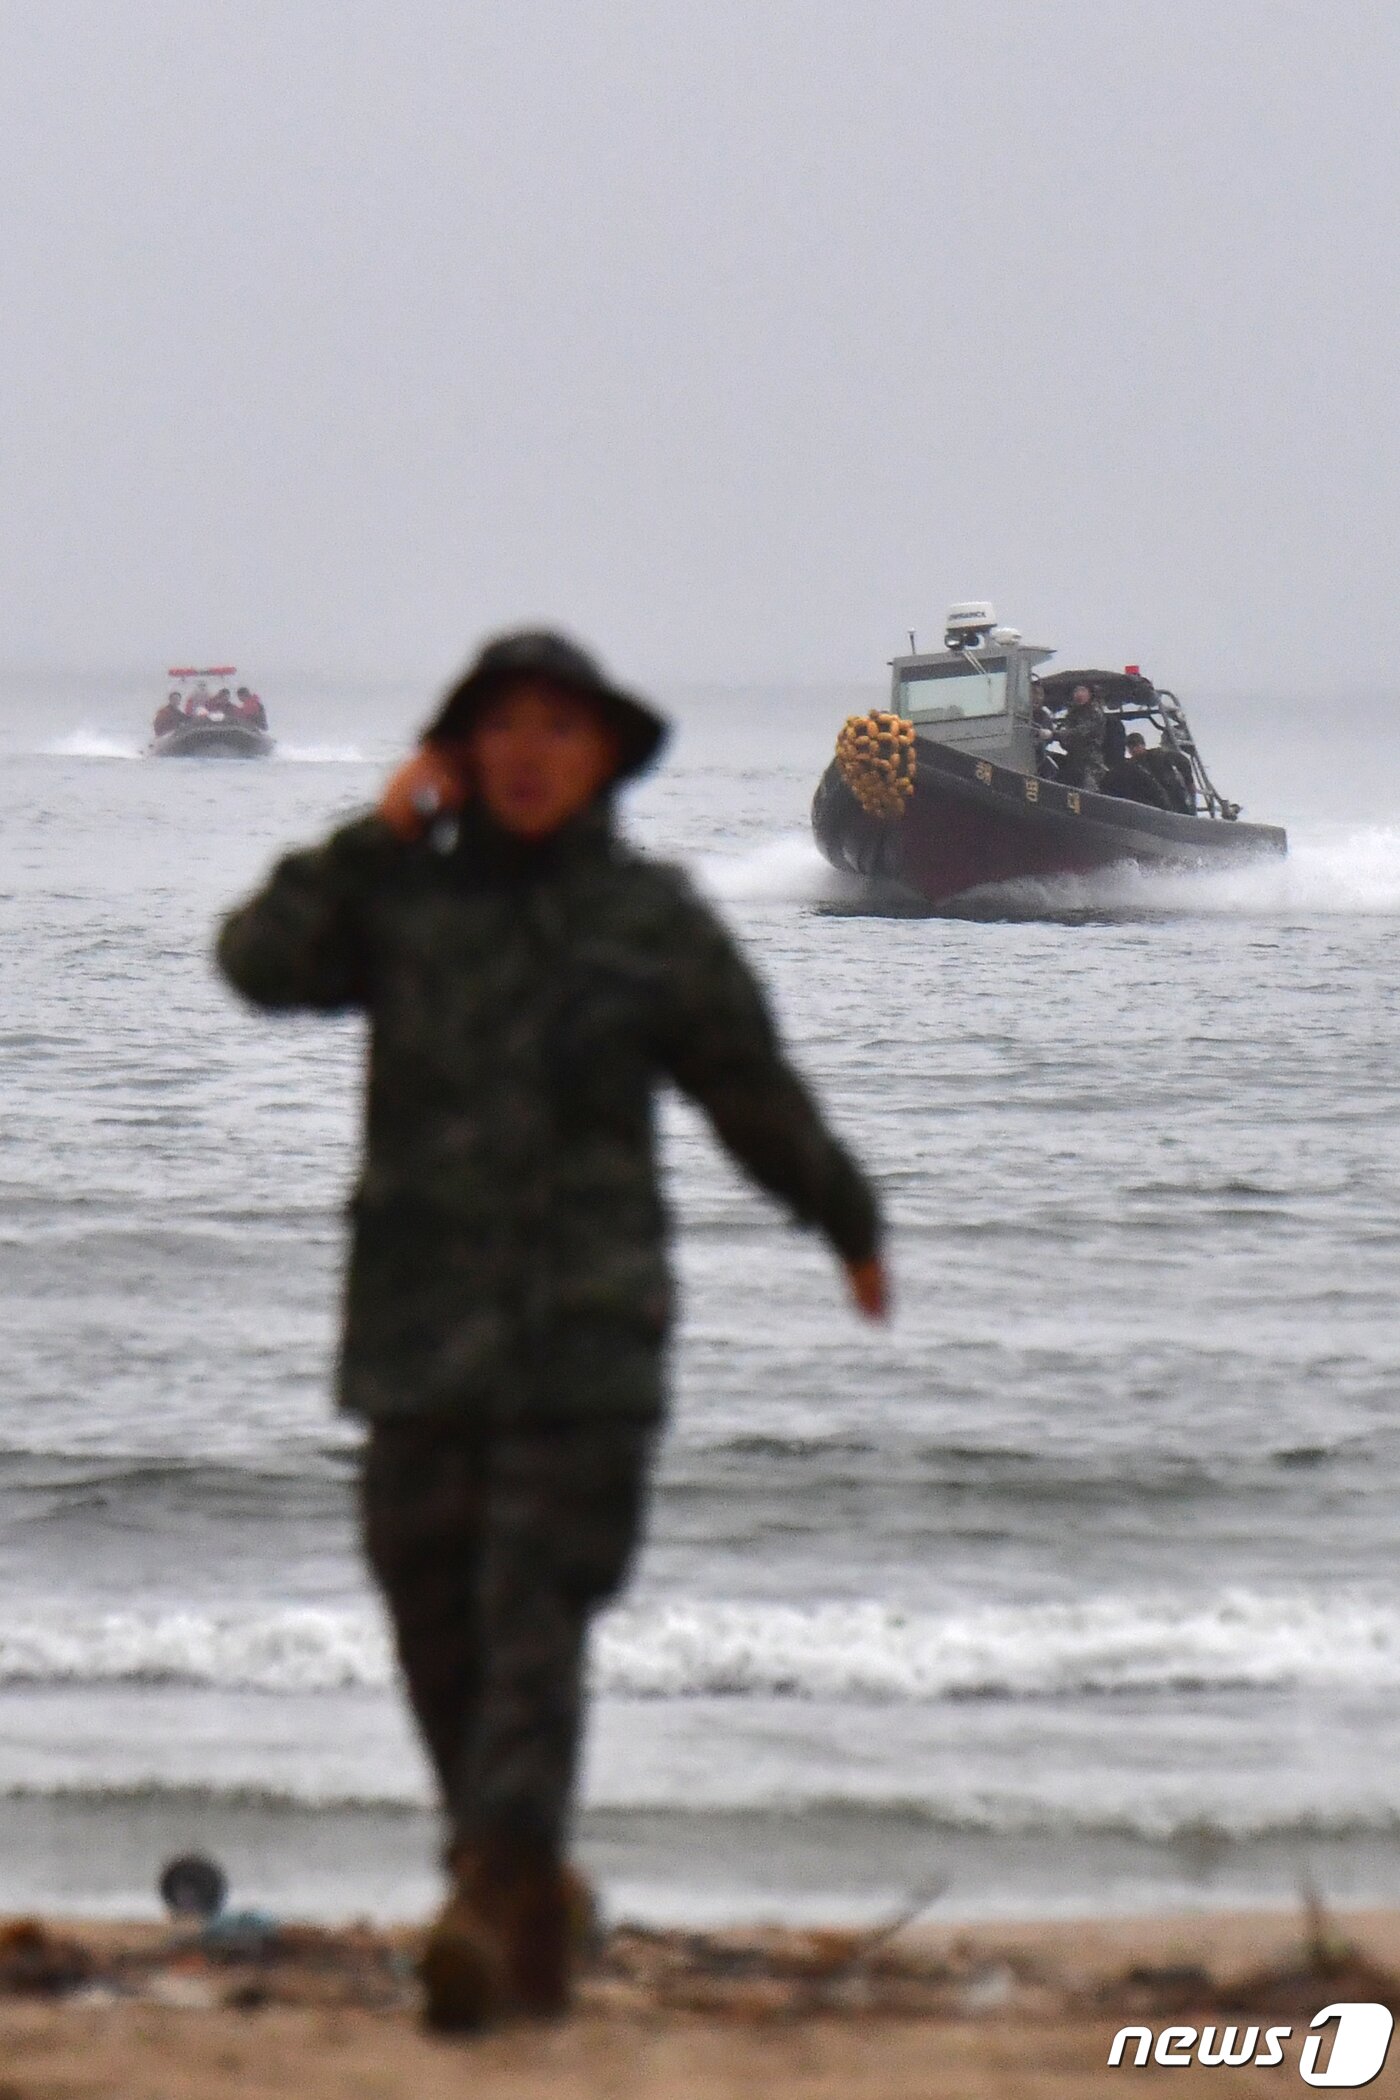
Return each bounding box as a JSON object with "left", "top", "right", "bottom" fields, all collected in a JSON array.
[
  {"left": 360, "top": 1417, "right": 654, "bottom": 1861},
  {"left": 1058, "top": 749, "right": 1106, "bottom": 791}
]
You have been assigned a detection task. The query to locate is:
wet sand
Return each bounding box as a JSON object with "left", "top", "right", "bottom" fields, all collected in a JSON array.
[{"left": 3, "top": 1906, "right": 1400, "bottom": 2097}]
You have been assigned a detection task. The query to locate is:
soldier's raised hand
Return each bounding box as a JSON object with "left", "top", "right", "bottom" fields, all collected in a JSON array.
[
  {"left": 379, "top": 744, "right": 471, "bottom": 840},
  {"left": 845, "top": 1255, "right": 889, "bottom": 1321}
]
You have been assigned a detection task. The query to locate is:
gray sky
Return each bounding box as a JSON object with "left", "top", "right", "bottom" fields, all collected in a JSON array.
[{"left": 2, "top": 0, "right": 1396, "bottom": 693}]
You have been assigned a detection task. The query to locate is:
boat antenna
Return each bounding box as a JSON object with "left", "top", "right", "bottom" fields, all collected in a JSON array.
[{"left": 908, "top": 631, "right": 917, "bottom": 653}]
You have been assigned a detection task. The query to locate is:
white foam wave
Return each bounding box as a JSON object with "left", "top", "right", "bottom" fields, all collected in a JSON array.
[
  {"left": 0, "top": 1607, "right": 388, "bottom": 1693},
  {"left": 994, "top": 825, "right": 1400, "bottom": 918},
  {"left": 599, "top": 1594, "right": 1400, "bottom": 1699},
  {"left": 275, "top": 743, "right": 374, "bottom": 764},
  {"left": 35, "top": 731, "right": 372, "bottom": 764},
  {"left": 3, "top": 1591, "right": 1399, "bottom": 1700},
  {"left": 694, "top": 833, "right": 854, "bottom": 905},
  {"left": 41, "top": 728, "right": 142, "bottom": 760},
  {"left": 691, "top": 822, "right": 1400, "bottom": 917}
]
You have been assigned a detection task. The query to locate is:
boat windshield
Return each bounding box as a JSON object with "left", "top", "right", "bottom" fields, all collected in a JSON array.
[{"left": 898, "top": 657, "right": 1009, "bottom": 722}]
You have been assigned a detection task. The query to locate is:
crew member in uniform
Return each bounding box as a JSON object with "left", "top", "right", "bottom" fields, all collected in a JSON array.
[{"left": 1055, "top": 682, "right": 1108, "bottom": 790}]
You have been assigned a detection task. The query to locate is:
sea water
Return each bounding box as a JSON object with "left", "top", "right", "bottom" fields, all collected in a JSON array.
[{"left": 2, "top": 675, "right": 1400, "bottom": 1925}]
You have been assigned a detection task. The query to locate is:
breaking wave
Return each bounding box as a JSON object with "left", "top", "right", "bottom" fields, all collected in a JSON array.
[
  {"left": 3, "top": 1591, "right": 1399, "bottom": 1699},
  {"left": 599, "top": 1594, "right": 1400, "bottom": 1700},
  {"left": 0, "top": 1607, "right": 386, "bottom": 1693}
]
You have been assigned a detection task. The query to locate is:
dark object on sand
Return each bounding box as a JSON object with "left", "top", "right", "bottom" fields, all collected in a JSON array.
[
  {"left": 812, "top": 606, "right": 1287, "bottom": 910},
  {"left": 159, "top": 1853, "right": 229, "bottom": 1922},
  {"left": 0, "top": 1919, "right": 94, "bottom": 1998}
]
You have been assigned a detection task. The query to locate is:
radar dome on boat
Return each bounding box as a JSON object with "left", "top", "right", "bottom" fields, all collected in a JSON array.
[{"left": 943, "top": 601, "right": 997, "bottom": 650}]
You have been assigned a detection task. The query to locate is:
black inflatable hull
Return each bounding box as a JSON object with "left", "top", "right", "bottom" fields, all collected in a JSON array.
[
  {"left": 813, "top": 735, "right": 1286, "bottom": 908},
  {"left": 148, "top": 722, "right": 274, "bottom": 759}
]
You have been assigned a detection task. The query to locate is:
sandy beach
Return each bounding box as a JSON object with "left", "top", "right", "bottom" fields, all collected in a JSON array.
[{"left": 3, "top": 1905, "right": 1399, "bottom": 2097}]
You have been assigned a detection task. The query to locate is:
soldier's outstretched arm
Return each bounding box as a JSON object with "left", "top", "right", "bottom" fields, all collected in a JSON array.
[
  {"left": 656, "top": 885, "right": 884, "bottom": 1307},
  {"left": 216, "top": 820, "right": 378, "bottom": 1012}
]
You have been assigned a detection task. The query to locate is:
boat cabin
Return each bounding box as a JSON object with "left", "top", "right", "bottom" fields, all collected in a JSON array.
[
  {"left": 889, "top": 603, "right": 1238, "bottom": 820},
  {"left": 889, "top": 603, "right": 1051, "bottom": 778}
]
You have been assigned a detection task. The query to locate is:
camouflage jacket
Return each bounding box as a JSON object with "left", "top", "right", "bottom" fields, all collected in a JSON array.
[
  {"left": 216, "top": 804, "right": 880, "bottom": 1426},
  {"left": 1056, "top": 699, "right": 1107, "bottom": 764}
]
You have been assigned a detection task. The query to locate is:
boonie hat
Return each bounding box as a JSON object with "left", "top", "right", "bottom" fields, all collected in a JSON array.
[{"left": 425, "top": 629, "right": 668, "bottom": 782}]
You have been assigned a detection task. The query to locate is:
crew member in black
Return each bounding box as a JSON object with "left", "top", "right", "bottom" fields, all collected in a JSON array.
[
  {"left": 1137, "top": 737, "right": 1195, "bottom": 813},
  {"left": 1101, "top": 733, "right": 1171, "bottom": 808}
]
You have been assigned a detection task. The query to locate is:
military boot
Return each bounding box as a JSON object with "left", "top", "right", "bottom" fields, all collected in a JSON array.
[
  {"left": 421, "top": 1845, "right": 593, "bottom": 2032},
  {"left": 419, "top": 1852, "right": 512, "bottom": 2033}
]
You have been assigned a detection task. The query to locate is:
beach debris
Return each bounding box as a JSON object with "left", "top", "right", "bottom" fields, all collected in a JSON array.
[
  {"left": 798, "top": 1882, "right": 949, "bottom": 1989},
  {"left": 0, "top": 1895, "right": 1396, "bottom": 2025},
  {"left": 1301, "top": 1874, "right": 1357, "bottom": 1975},
  {"left": 1090, "top": 1891, "right": 1400, "bottom": 2023},
  {"left": 199, "top": 1910, "right": 280, "bottom": 1957},
  {"left": 1101, "top": 1961, "right": 1215, "bottom": 2017},
  {"left": 0, "top": 1920, "right": 95, "bottom": 1998},
  {"left": 954, "top": 1960, "right": 1018, "bottom": 2016},
  {"left": 159, "top": 1853, "right": 229, "bottom": 1922},
  {"left": 594, "top": 1922, "right": 1051, "bottom": 2021},
  {"left": 145, "top": 1970, "right": 220, "bottom": 2011},
  {"left": 0, "top": 1915, "right": 411, "bottom": 2014}
]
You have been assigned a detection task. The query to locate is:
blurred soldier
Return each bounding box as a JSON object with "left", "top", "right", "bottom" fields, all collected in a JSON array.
[
  {"left": 1055, "top": 681, "right": 1108, "bottom": 790},
  {"left": 216, "top": 630, "right": 886, "bottom": 2033}
]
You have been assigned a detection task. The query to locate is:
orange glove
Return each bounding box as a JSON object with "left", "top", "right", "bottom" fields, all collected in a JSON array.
[
  {"left": 378, "top": 744, "right": 471, "bottom": 841},
  {"left": 845, "top": 1255, "right": 889, "bottom": 1321}
]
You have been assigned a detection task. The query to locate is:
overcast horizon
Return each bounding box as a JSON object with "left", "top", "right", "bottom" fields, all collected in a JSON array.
[{"left": 2, "top": 1, "right": 1396, "bottom": 699}]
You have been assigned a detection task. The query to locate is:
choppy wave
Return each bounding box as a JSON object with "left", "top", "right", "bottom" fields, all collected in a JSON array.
[
  {"left": 0, "top": 1775, "right": 1397, "bottom": 1851},
  {"left": 5, "top": 1592, "right": 1400, "bottom": 1699}
]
